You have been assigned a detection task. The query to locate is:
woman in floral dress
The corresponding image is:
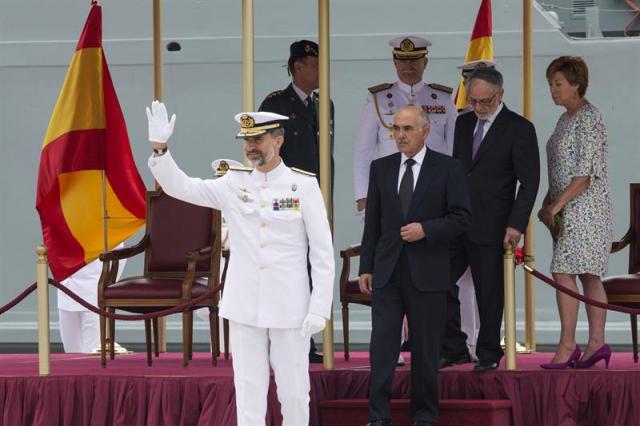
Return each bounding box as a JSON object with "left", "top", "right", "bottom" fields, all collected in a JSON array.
[{"left": 538, "top": 56, "right": 613, "bottom": 369}]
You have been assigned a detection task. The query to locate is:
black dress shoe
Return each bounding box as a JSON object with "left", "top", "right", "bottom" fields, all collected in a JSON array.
[
  {"left": 439, "top": 352, "right": 473, "bottom": 369},
  {"left": 367, "top": 420, "right": 392, "bottom": 426},
  {"left": 309, "top": 351, "right": 323, "bottom": 363},
  {"left": 473, "top": 359, "right": 499, "bottom": 372}
]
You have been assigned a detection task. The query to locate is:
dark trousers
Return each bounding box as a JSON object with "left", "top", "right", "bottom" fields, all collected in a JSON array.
[
  {"left": 442, "top": 237, "right": 504, "bottom": 363},
  {"left": 369, "top": 251, "right": 446, "bottom": 423}
]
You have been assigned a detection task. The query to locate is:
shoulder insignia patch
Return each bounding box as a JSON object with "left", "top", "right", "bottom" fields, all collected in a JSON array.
[
  {"left": 291, "top": 167, "right": 316, "bottom": 177},
  {"left": 368, "top": 83, "right": 393, "bottom": 94},
  {"left": 229, "top": 165, "right": 254, "bottom": 172},
  {"left": 428, "top": 83, "right": 453, "bottom": 94},
  {"left": 266, "top": 90, "right": 283, "bottom": 98}
]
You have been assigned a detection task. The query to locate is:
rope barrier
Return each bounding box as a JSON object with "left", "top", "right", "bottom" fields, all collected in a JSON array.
[
  {"left": 0, "top": 279, "right": 223, "bottom": 321},
  {"left": 0, "top": 282, "right": 37, "bottom": 315},
  {"left": 516, "top": 252, "right": 640, "bottom": 315}
]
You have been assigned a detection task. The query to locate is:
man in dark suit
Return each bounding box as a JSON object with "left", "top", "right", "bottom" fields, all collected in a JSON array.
[
  {"left": 441, "top": 68, "right": 540, "bottom": 372},
  {"left": 259, "top": 40, "right": 334, "bottom": 363},
  {"left": 359, "top": 105, "right": 471, "bottom": 426}
]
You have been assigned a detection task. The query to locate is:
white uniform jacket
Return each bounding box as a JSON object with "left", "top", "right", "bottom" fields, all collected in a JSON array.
[
  {"left": 353, "top": 80, "right": 457, "bottom": 200},
  {"left": 149, "top": 152, "right": 335, "bottom": 328}
]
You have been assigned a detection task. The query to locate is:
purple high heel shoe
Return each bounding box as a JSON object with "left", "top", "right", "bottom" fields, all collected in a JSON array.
[
  {"left": 540, "top": 345, "right": 581, "bottom": 369},
  {"left": 574, "top": 344, "right": 612, "bottom": 369}
]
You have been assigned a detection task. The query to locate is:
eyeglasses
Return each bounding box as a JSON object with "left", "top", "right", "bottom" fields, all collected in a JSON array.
[
  {"left": 467, "top": 92, "right": 499, "bottom": 107},
  {"left": 391, "top": 125, "right": 420, "bottom": 134}
]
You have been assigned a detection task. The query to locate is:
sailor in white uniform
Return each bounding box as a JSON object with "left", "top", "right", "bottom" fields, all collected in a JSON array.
[
  {"left": 353, "top": 36, "right": 457, "bottom": 212},
  {"left": 57, "top": 247, "right": 126, "bottom": 353},
  {"left": 146, "top": 102, "right": 334, "bottom": 426}
]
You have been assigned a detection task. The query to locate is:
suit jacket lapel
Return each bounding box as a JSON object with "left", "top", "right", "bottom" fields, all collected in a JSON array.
[
  {"left": 471, "top": 105, "right": 509, "bottom": 168},
  {"left": 407, "top": 149, "right": 437, "bottom": 219},
  {"left": 386, "top": 154, "right": 403, "bottom": 219}
]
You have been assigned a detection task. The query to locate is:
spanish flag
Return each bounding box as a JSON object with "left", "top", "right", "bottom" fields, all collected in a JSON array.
[
  {"left": 455, "top": 0, "right": 494, "bottom": 110},
  {"left": 36, "top": 4, "right": 145, "bottom": 281}
]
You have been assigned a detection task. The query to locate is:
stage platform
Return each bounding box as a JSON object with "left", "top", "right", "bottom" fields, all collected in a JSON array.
[{"left": 1, "top": 351, "right": 639, "bottom": 425}]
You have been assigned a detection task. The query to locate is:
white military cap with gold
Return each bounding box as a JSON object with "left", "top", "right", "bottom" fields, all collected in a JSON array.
[
  {"left": 211, "top": 158, "right": 245, "bottom": 176},
  {"left": 234, "top": 111, "right": 289, "bottom": 138},
  {"left": 388, "top": 36, "right": 432, "bottom": 60},
  {"left": 456, "top": 59, "right": 499, "bottom": 72}
]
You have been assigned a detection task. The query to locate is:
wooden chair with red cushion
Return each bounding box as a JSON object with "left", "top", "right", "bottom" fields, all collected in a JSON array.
[
  {"left": 602, "top": 183, "right": 640, "bottom": 362},
  {"left": 339, "top": 244, "right": 371, "bottom": 361},
  {"left": 98, "top": 189, "right": 221, "bottom": 367}
]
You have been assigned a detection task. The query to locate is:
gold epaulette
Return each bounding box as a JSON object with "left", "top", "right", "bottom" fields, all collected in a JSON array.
[
  {"left": 428, "top": 83, "right": 453, "bottom": 94},
  {"left": 229, "top": 165, "right": 253, "bottom": 172},
  {"left": 266, "top": 90, "right": 283, "bottom": 98},
  {"left": 368, "top": 83, "right": 393, "bottom": 94},
  {"left": 291, "top": 167, "right": 316, "bottom": 177}
]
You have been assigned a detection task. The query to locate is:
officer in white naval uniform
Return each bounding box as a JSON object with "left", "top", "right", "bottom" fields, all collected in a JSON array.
[
  {"left": 146, "top": 102, "right": 334, "bottom": 426},
  {"left": 353, "top": 36, "right": 457, "bottom": 212},
  {"left": 57, "top": 246, "right": 126, "bottom": 353}
]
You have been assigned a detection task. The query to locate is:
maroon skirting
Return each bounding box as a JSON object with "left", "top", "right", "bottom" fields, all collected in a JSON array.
[{"left": 1, "top": 352, "right": 640, "bottom": 425}]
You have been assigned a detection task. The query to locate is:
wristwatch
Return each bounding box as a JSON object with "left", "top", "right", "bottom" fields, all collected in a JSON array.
[{"left": 153, "top": 146, "right": 167, "bottom": 156}]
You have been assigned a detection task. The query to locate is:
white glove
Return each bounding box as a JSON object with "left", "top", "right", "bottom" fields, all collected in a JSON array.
[
  {"left": 146, "top": 100, "right": 176, "bottom": 144},
  {"left": 300, "top": 313, "right": 326, "bottom": 338}
]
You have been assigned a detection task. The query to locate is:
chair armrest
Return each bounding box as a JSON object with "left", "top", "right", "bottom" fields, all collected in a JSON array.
[
  {"left": 339, "top": 244, "right": 361, "bottom": 301},
  {"left": 99, "top": 235, "right": 149, "bottom": 261},
  {"left": 340, "top": 244, "right": 361, "bottom": 259},
  {"left": 611, "top": 228, "right": 633, "bottom": 253},
  {"left": 187, "top": 245, "right": 213, "bottom": 262}
]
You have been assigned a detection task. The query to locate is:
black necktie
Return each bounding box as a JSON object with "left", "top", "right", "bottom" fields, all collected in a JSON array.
[
  {"left": 399, "top": 158, "right": 416, "bottom": 218},
  {"left": 306, "top": 96, "right": 316, "bottom": 117}
]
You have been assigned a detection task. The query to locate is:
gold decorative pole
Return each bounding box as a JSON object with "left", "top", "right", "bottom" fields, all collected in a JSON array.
[
  {"left": 241, "top": 0, "right": 254, "bottom": 112},
  {"left": 152, "top": 0, "right": 167, "bottom": 352},
  {"left": 318, "top": 0, "right": 334, "bottom": 371},
  {"left": 503, "top": 243, "right": 517, "bottom": 370},
  {"left": 36, "top": 245, "right": 50, "bottom": 376},
  {"left": 522, "top": 0, "right": 536, "bottom": 352}
]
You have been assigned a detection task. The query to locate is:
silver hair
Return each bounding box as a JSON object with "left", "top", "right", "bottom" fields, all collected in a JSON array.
[
  {"left": 466, "top": 67, "right": 504, "bottom": 92},
  {"left": 398, "top": 104, "right": 430, "bottom": 128}
]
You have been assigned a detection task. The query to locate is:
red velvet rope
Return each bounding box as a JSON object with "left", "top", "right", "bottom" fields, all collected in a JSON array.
[
  {"left": 0, "top": 279, "right": 222, "bottom": 321},
  {"left": 514, "top": 247, "right": 640, "bottom": 315},
  {"left": 0, "top": 282, "right": 37, "bottom": 315},
  {"left": 49, "top": 278, "right": 223, "bottom": 320}
]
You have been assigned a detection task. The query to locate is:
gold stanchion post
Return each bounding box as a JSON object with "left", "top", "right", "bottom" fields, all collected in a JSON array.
[
  {"left": 36, "top": 245, "right": 50, "bottom": 376},
  {"left": 503, "top": 243, "right": 517, "bottom": 370}
]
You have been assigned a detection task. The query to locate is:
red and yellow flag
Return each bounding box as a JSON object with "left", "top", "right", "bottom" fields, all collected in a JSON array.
[
  {"left": 455, "top": 0, "right": 494, "bottom": 110},
  {"left": 36, "top": 4, "right": 145, "bottom": 281}
]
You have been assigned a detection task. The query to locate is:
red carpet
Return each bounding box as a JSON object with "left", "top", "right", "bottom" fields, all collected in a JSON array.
[{"left": 1, "top": 351, "right": 639, "bottom": 425}]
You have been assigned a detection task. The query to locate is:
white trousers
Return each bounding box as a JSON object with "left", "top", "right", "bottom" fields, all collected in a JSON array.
[
  {"left": 457, "top": 267, "right": 480, "bottom": 357},
  {"left": 229, "top": 320, "right": 310, "bottom": 426},
  {"left": 58, "top": 310, "right": 100, "bottom": 353}
]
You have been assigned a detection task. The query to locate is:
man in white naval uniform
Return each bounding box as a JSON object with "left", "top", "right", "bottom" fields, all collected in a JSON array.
[
  {"left": 146, "top": 102, "right": 334, "bottom": 426},
  {"left": 353, "top": 36, "right": 457, "bottom": 213},
  {"left": 57, "top": 247, "right": 126, "bottom": 353}
]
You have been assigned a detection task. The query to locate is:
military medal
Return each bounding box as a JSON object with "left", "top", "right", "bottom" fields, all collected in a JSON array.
[
  {"left": 291, "top": 184, "right": 297, "bottom": 192},
  {"left": 431, "top": 93, "right": 437, "bottom": 99}
]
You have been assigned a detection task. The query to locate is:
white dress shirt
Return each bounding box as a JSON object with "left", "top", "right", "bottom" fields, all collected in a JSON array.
[
  {"left": 397, "top": 144, "right": 427, "bottom": 192},
  {"left": 473, "top": 102, "right": 504, "bottom": 139}
]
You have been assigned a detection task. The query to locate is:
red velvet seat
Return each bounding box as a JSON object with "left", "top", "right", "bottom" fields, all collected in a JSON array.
[
  {"left": 98, "top": 189, "right": 222, "bottom": 368},
  {"left": 339, "top": 244, "right": 371, "bottom": 361},
  {"left": 602, "top": 183, "right": 640, "bottom": 362}
]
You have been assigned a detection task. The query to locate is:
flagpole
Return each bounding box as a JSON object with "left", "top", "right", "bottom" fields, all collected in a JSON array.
[
  {"left": 318, "top": 0, "right": 334, "bottom": 371},
  {"left": 522, "top": 0, "right": 536, "bottom": 352},
  {"left": 152, "top": 0, "right": 167, "bottom": 352}
]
